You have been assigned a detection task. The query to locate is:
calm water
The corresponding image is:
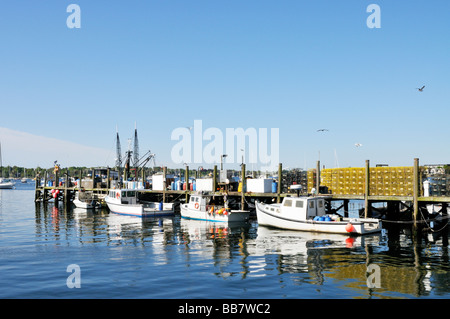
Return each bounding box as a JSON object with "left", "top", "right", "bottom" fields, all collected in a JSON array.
[{"left": 1, "top": 183, "right": 449, "bottom": 299}]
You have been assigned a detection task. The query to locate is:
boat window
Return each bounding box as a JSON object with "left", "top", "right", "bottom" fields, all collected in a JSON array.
[
  {"left": 128, "top": 191, "right": 135, "bottom": 197},
  {"left": 283, "top": 199, "right": 293, "bottom": 207},
  {"left": 122, "top": 191, "right": 126, "bottom": 197},
  {"left": 295, "top": 201, "right": 304, "bottom": 208},
  {"left": 318, "top": 200, "right": 323, "bottom": 208},
  {"left": 309, "top": 201, "right": 315, "bottom": 208}
]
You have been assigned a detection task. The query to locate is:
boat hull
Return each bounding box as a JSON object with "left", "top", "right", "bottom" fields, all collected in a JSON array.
[
  {"left": 256, "top": 202, "right": 381, "bottom": 235},
  {"left": 180, "top": 204, "right": 249, "bottom": 223},
  {"left": 105, "top": 198, "right": 174, "bottom": 218},
  {"left": 0, "top": 182, "right": 14, "bottom": 189}
]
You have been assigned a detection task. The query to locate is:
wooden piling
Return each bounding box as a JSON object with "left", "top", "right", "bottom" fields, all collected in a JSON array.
[
  {"left": 64, "top": 169, "right": 69, "bottom": 206},
  {"left": 277, "top": 163, "right": 282, "bottom": 203},
  {"left": 213, "top": 165, "right": 217, "bottom": 192},
  {"left": 54, "top": 168, "right": 59, "bottom": 204},
  {"left": 107, "top": 168, "right": 110, "bottom": 189},
  {"left": 162, "top": 166, "right": 167, "bottom": 203},
  {"left": 364, "top": 160, "right": 370, "bottom": 218},
  {"left": 185, "top": 165, "right": 189, "bottom": 202},
  {"left": 343, "top": 199, "right": 349, "bottom": 217},
  {"left": 413, "top": 158, "right": 419, "bottom": 225},
  {"left": 316, "top": 160, "right": 320, "bottom": 195},
  {"left": 241, "top": 164, "right": 246, "bottom": 209}
]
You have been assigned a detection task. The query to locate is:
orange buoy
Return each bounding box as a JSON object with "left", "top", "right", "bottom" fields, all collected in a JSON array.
[{"left": 345, "top": 223, "right": 355, "bottom": 233}]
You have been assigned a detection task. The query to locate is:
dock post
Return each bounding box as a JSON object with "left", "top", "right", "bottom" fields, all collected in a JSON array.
[
  {"left": 277, "top": 163, "right": 282, "bottom": 203},
  {"left": 163, "top": 166, "right": 167, "bottom": 203},
  {"left": 241, "top": 163, "right": 246, "bottom": 209},
  {"left": 107, "top": 168, "right": 111, "bottom": 189},
  {"left": 344, "top": 199, "right": 349, "bottom": 217},
  {"left": 364, "top": 160, "right": 370, "bottom": 218},
  {"left": 213, "top": 165, "right": 217, "bottom": 192},
  {"left": 185, "top": 165, "right": 189, "bottom": 202},
  {"left": 43, "top": 171, "right": 48, "bottom": 202},
  {"left": 316, "top": 160, "right": 320, "bottom": 195},
  {"left": 54, "top": 168, "right": 59, "bottom": 205},
  {"left": 34, "top": 171, "right": 40, "bottom": 202},
  {"left": 413, "top": 158, "right": 419, "bottom": 225},
  {"left": 64, "top": 169, "right": 69, "bottom": 206}
]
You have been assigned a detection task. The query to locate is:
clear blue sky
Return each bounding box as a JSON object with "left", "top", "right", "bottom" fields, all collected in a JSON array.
[{"left": 1, "top": 1, "right": 449, "bottom": 171}]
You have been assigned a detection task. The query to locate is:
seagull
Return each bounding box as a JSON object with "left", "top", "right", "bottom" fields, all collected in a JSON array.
[
  {"left": 355, "top": 143, "right": 362, "bottom": 147},
  {"left": 317, "top": 129, "right": 329, "bottom": 132},
  {"left": 416, "top": 85, "right": 425, "bottom": 92}
]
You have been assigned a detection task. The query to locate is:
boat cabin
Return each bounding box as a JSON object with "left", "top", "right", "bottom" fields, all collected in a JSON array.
[
  {"left": 280, "top": 197, "right": 326, "bottom": 220},
  {"left": 108, "top": 189, "right": 138, "bottom": 205},
  {"left": 188, "top": 194, "right": 225, "bottom": 210},
  {"left": 188, "top": 194, "right": 210, "bottom": 211}
]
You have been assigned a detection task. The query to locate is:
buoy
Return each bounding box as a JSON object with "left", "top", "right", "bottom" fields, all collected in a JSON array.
[{"left": 345, "top": 223, "right": 355, "bottom": 233}]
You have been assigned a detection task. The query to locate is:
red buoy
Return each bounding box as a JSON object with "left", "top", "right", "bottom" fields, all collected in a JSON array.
[{"left": 345, "top": 223, "right": 355, "bottom": 233}]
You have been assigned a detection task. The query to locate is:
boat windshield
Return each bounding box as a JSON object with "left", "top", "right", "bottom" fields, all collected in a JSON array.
[
  {"left": 295, "top": 200, "right": 304, "bottom": 208},
  {"left": 122, "top": 191, "right": 136, "bottom": 197},
  {"left": 283, "top": 199, "right": 293, "bottom": 207}
]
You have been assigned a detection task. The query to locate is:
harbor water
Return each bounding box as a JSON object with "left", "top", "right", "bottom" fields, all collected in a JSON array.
[{"left": 1, "top": 183, "right": 449, "bottom": 299}]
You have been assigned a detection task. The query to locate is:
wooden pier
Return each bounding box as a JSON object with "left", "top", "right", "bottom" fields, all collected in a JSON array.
[{"left": 34, "top": 158, "right": 450, "bottom": 227}]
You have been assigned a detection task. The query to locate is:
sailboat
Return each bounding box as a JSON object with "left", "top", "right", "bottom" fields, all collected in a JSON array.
[
  {"left": 21, "top": 167, "right": 27, "bottom": 183},
  {"left": 0, "top": 142, "right": 15, "bottom": 189}
]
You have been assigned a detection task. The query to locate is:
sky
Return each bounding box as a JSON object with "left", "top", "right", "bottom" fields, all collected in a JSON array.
[{"left": 1, "top": 0, "right": 449, "bottom": 171}]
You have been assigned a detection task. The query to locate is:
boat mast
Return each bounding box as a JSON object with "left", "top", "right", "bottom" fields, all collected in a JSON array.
[
  {"left": 133, "top": 122, "right": 139, "bottom": 178},
  {"left": 115, "top": 126, "right": 123, "bottom": 187},
  {"left": 0, "top": 141, "right": 2, "bottom": 178}
]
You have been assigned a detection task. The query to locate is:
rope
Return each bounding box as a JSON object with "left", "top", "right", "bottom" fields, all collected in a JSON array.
[
  {"left": 381, "top": 210, "right": 450, "bottom": 231},
  {"left": 419, "top": 207, "right": 450, "bottom": 232}
]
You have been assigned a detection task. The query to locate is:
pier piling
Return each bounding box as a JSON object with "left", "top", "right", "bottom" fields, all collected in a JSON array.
[{"left": 413, "top": 158, "right": 419, "bottom": 225}]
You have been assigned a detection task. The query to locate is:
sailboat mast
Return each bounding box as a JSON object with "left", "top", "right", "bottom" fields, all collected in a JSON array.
[{"left": 0, "top": 141, "right": 2, "bottom": 178}]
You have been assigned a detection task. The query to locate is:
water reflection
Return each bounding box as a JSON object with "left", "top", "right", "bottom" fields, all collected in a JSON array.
[{"left": 33, "top": 202, "right": 450, "bottom": 298}]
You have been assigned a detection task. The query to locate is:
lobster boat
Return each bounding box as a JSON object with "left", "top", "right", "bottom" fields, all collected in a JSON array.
[
  {"left": 256, "top": 196, "right": 382, "bottom": 235},
  {"left": 181, "top": 193, "right": 250, "bottom": 222},
  {"left": 105, "top": 189, "right": 174, "bottom": 217}
]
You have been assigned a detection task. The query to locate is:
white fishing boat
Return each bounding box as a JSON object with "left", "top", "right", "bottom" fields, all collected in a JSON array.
[
  {"left": 255, "top": 196, "right": 382, "bottom": 235},
  {"left": 73, "top": 191, "right": 99, "bottom": 209},
  {"left": 180, "top": 193, "right": 250, "bottom": 222},
  {"left": 105, "top": 189, "right": 174, "bottom": 217}
]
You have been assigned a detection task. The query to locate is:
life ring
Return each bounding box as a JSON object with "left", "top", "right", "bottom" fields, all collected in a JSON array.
[
  {"left": 116, "top": 192, "right": 120, "bottom": 199},
  {"left": 194, "top": 203, "right": 199, "bottom": 209}
]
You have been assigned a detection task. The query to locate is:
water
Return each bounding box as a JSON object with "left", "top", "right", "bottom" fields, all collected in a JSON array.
[{"left": 1, "top": 183, "right": 449, "bottom": 299}]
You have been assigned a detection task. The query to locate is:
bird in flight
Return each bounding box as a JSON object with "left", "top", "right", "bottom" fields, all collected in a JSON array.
[
  {"left": 416, "top": 85, "right": 425, "bottom": 92},
  {"left": 355, "top": 143, "right": 362, "bottom": 147},
  {"left": 317, "top": 129, "right": 329, "bottom": 132}
]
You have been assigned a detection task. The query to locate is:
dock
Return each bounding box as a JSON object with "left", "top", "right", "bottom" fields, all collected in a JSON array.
[{"left": 34, "top": 158, "right": 450, "bottom": 227}]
